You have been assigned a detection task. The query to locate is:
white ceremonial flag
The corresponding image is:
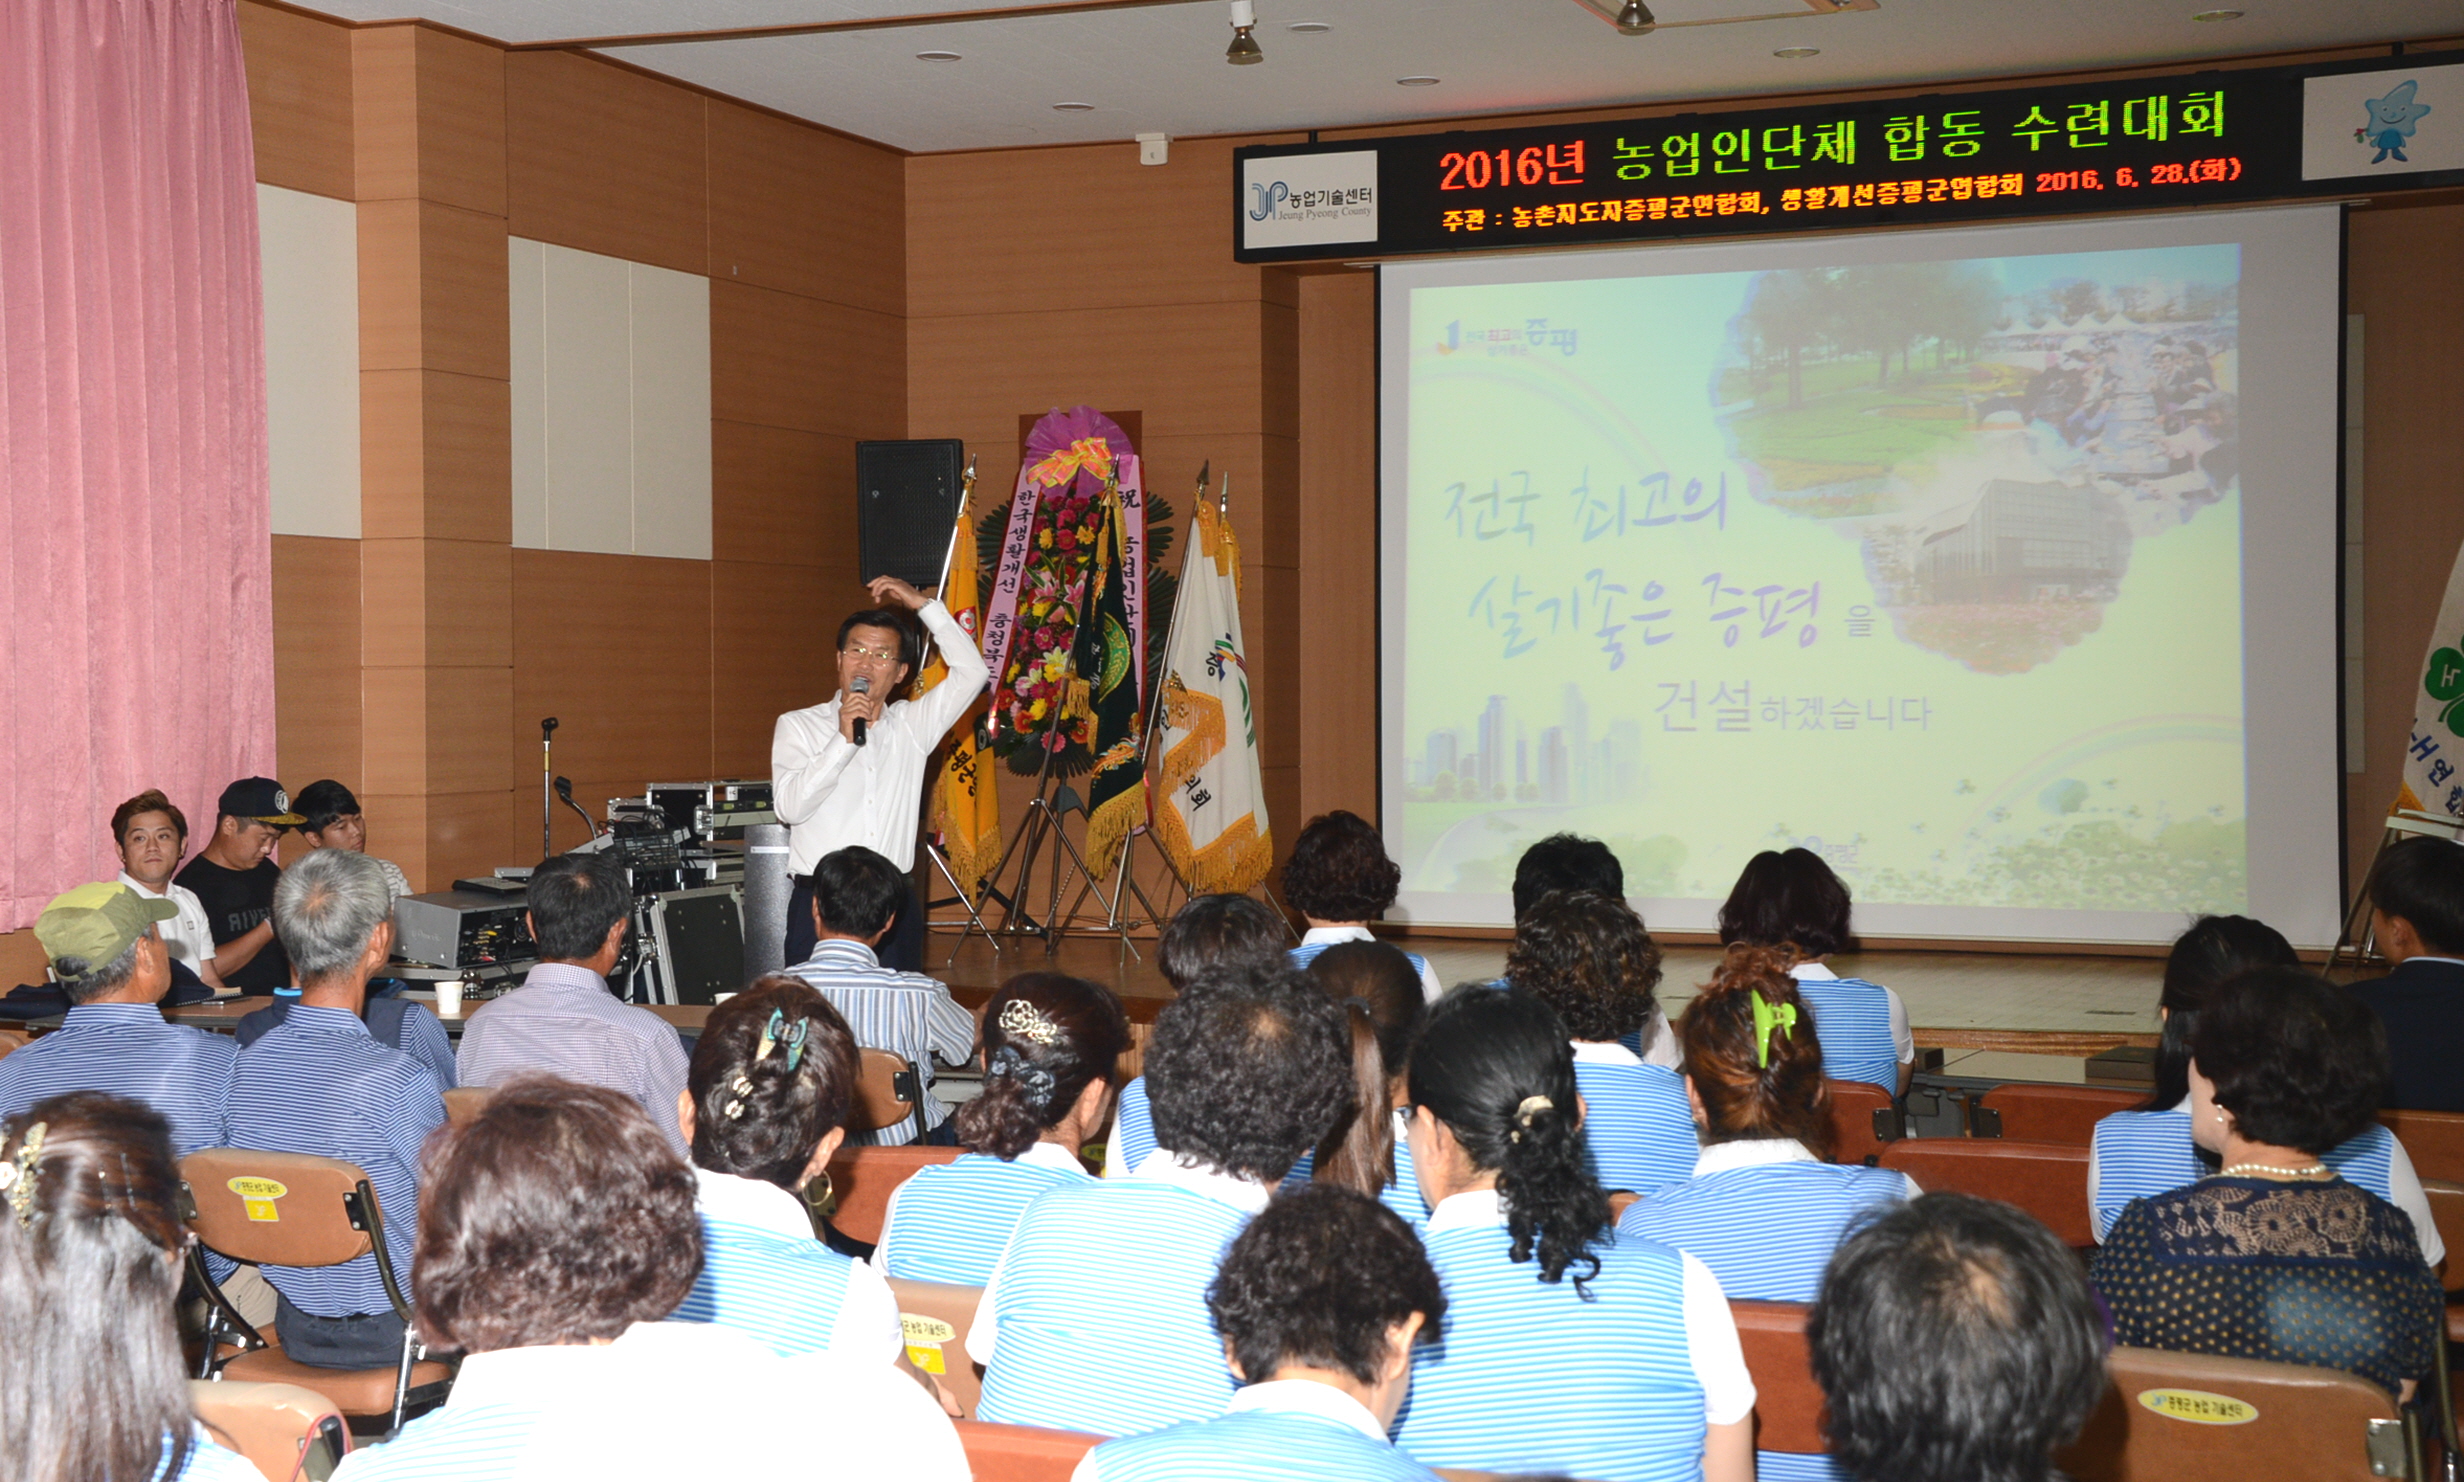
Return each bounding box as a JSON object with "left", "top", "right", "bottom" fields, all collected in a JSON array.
[
  {"left": 1154, "top": 495, "right": 1273, "bottom": 895},
  {"left": 2401, "top": 538, "right": 2464, "bottom": 821}
]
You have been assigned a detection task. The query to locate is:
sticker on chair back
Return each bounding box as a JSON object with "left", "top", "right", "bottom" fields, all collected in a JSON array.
[
  {"left": 2136, "top": 1389, "right": 2258, "bottom": 1425},
  {"left": 902, "top": 1314, "right": 956, "bottom": 1374},
  {"left": 227, "top": 1176, "right": 289, "bottom": 1222}
]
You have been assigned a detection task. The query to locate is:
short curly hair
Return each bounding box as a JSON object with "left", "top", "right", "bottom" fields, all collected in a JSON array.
[
  {"left": 1146, "top": 966, "right": 1352, "bottom": 1183},
  {"left": 414, "top": 1075, "right": 702, "bottom": 1354},
  {"left": 2191, "top": 967, "right": 2387, "bottom": 1155},
  {"left": 1505, "top": 889, "right": 1663, "bottom": 1042},
  {"left": 1281, "top": 811, "right": 1402, "bottom": 924},
  {"left": 1209, "top": 1183, "right": 1446, "bottom": 1386}
]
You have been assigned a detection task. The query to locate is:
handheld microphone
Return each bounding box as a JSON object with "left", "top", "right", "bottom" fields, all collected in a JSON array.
[{"left": 850, "top": 675, "right": 870, "bottom": 747}]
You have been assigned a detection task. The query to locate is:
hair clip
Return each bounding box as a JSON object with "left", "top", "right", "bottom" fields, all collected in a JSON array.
[
  {"left": 998, "top": 998, "right": 1063, "bottom": 1047},
  {"left": 1508, "top": 1095, "right": 1553, "bottom": 1143},
  {"left": 781, "top": 1019, "right": 809, "bottom": 1073},
  {"left": 1750, "top": 989, "right": 1799, "bottom": 1069},
  {"left": 725, "top": 1072, "right": 754, "bottom": 1121},
  {"left": 1, "top": 1122, "right": 47, "bottom": 1226},
  {"left": 753, "top": 1009, "right": 784, "bottom": 1065}
]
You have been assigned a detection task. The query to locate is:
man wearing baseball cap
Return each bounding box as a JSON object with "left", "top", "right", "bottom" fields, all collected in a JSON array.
[
  {"left": 174, "top": 777, "right": 305, "bottom": 993},
  {"left": 0, "top": 882, "right": 239, "bottom": 1157}
]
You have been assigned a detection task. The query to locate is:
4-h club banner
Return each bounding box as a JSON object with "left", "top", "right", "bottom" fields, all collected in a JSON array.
[
  {"left": 918, "top": 500, "right": 1000, "bottom": 895},
  {"left": 2402, "top": 537, "right": 2464, "bottom": 821},
  {"left": 1155, "top": 496, "right": 1273, "bottom": 895}
]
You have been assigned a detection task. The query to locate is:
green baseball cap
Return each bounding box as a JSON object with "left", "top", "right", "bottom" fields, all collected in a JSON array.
[{"left": 34, "top": 882, "right": 178, "bottom": 973}]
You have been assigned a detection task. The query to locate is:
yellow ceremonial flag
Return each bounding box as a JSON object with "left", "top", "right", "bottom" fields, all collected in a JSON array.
[{"left": 917, "top": 510, "right": 1002, "bottom": 895}]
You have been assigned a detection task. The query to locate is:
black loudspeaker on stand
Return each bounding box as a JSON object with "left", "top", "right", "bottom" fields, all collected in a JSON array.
[{"left": 857, "top": 439, "right": 967, "bottom": 587}]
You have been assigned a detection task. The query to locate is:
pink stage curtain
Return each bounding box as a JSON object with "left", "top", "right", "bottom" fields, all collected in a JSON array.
[{"left": 0, "top": 0, "right": 274, "bottom": 930}]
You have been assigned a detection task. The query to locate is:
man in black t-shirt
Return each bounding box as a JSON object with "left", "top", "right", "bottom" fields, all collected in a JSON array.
[{"left": 173, "top": 777, "right": 305, "bottom": 992}]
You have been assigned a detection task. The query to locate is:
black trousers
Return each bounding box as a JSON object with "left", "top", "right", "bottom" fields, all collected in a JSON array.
[
  {"left": 273, "top": 1289, "right": 409, "bottom": 1371},
  {"left": 785, "top": 875, "right": 926, "bottom": 972}
]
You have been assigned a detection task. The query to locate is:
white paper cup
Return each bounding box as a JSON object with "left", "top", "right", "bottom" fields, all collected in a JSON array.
[{"left": 435, "top": 979, "right": 465, "bottom": 1018}]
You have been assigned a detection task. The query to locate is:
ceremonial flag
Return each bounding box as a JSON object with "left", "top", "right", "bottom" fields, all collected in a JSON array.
[
  {"left": 1066, "top": 484, "right": 1148, "bottom": 881},
  {"left": 916, "top": 508, "right": 1001, "bottom": 894},
  {"left": 2400, "top": 536, "right": 2464, "bottom": 820},
  {"left": 1153, "top": 495, "right": 1272, "bottom": 895}
]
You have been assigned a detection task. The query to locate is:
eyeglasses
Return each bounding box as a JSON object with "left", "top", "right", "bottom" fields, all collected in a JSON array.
[{"left": 841, "top": 643, "right": 901, "bottom": 663}]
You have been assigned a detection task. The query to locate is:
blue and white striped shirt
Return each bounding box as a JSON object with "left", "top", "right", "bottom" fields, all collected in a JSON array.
[
  {"left": 2088, "top": 1104, "right": 2442, "bottom": 1263},
  {"left": 878, "top": 1140, "right": 1090, "bottom": 1285},
  {"left": 1394, "top": 1190, "right": 1756, "bottom": 1482},
  {"left": 165, "top": 1427, "right": 271, "bottom": 1482},
  {"left": 225, "top": 1004, "right": 443, "bottom": 1316},
  {"left": 973, "top": 1150, "right": 1269, "bottom": 1435},
  {"left": 781, "top": 938, "right": 976, "bottom": 1143},
  {"left": 1292, "top": 926, "right": 1444, "bottom": 1002},
  {"left": 1570, "top": 1043, "right": 1700, "bottom": 1195},
  {"left": 243, "top": 991, "right": 458, "bottom": 1094},
  {"left": 455, "top": 963, "right": 691, "bottom": 1155},
  {"left": 669, "top": 1167, "right": 903, "bottom": 1362},
  {"left": 1789, "top": 964, "right": 1911, "bottom": 1091},
  {"left": 1076, "top": 1380, "right": 1443, "bottom": 1482},
  {"left": 0, "top": 1002, "right": 236, "bottom": 1156},
  {"left": 1385, "top": 1109, "right": 1428, "bottom": 1225}
]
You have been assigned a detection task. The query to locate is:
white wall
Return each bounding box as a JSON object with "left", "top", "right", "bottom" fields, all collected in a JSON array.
[{"left": 257, "top": 184, "right": 360, "bottom": 539}]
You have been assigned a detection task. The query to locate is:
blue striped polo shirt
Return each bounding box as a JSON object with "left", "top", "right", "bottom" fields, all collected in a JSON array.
[
  {"left": 669, "top": 1167, "right": 902, "bottom": 1361},
  {"left": 1788, "top": 965, "right": 1909, "bottom": 1091},
  {"left": 782, "top": 938, "right": 977, "bottom": 1143},
  {"left": 0, "top": 1001, "right": 236, "bottom": 1156},
  {"left": 972, "top": 1151, "right": 1268, "bottom": 1435},
  {"left": 1384, "top": 1108, "right": 1428, "bottom": 1225},
  {"left": 166, "top": 1427, "right": 272, "bottom": 1482},
  {"left": 1291, "top": 928, "right": 1444, "bottom": 1002},
  {"left": 1570, "top": 1044, "right": 1700, "bottom": 1195},
  {"left": 2088, "top": 1106, "right": 2441, "bottom": 1263},
  {"left": 1079, "top": 1380, "right": 1444, "bottom": 1481},
  {"left": 1394, "top": 1190, "right": 1756, "bottom": 1482},
  {"left": 224, "top": 1004, "right": 442, "bottom": 1317},
  {"left": 878, "top": 1141, "right": 1091, "bottom": 1285}
]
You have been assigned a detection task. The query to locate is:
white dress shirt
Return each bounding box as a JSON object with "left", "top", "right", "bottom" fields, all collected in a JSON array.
[
  {"left": 119, "top": 871, "right": 216, "bottom": 977},
  {"left": 772, "top": 599, "right": 988, "bottom": 875}
]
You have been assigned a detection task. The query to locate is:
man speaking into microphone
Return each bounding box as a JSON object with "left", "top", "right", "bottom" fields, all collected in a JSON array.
[{"left": 772, "top": 575, "right": 988, "bottom": 970}]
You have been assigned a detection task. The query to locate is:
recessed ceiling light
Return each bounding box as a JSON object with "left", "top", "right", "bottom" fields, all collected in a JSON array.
[
  {"left": 1053, "top": 101, "right": 1096, "bottom": 111},
  {"left": 1773, "top": 46, "right": 1820, "bottom": 58},
  {"left": 2191, "top": 7, "right": 2243, "bottom": 18},
  {"left": 1397, "top": 75, "right": 1440, "bottom": 86},
  {"left": 1288, "top": 20, "right": 1331, "bottom": 31},
  {"left": 915, "top": 50, "right": 961, "bottom": 61}
]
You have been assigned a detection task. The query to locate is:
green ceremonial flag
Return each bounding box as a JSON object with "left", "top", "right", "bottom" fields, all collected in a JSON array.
[{"left": 1073, "top": 487, "right": 1148, "bottom": 880}]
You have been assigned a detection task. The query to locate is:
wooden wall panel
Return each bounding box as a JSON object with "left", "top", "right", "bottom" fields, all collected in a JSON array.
[
  {"left": 510, "top": 551, "right": 716, "bottom": 792},
  {"left": 272, "top": 535, "right": 364, "bottom": 790},
  {"left": 712, "top": 421, "right": 848, "bottom": 571},
  {"left": 505, "top": 52, "right": 708, "bottom": 276},
  {"left": 712, "top": 561, "right": 840, "bottom": 777},
  {"left": 1296, "top": 272, "right": 1380, "bottom": 825},
  {"left": 359, "top": 370, "right": 514, "bottom": 543},
  {"left": 908, "top": 303, "right": 1271, "bottom": 445},
  {"left": 708, "top": 102, "right": 904, "bottom": 318},
  {"left": 239, "top": 1, "right": 353, "bottom": 200},
  {"left": 710, "top": 281, "right": 905, "bottom": 441}
]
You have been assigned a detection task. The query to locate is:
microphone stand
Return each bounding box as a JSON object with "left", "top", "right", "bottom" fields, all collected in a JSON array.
[{"left": 539, "top": 718, "right": 559, "bottom": 858}]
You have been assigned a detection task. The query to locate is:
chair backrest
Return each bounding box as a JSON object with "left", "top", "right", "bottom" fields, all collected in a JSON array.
[
  {"left": 1825, "top": 1080, "right": 1901, "bottom": 1166},
  {"left": 1875, "top": 1139, "right": 2095, "bottom": 1248},
  {"left": 823, "top": 1142, "right": 966, "bottom": 1246},
  {"left": 1973, "top": 1083, "right": 2144, "bottom": 1145},
  {"left": 180, "top": 1148, "right": 379, "bottom": 1269},
  {"left": 889, "top": 1276, "right": 986, "bottom": 1418},
  {"left": 953, "top": 1419, "right": 1102, "bottom": 1482},
  {"left": 1729, "top": 1299, "right": 1827, "bottom": 1457},
  {"left": 0, "top": 1027, "right": 28, "bottom": 1060},
  {"left": 2058, "top": 1345, "right": 2413, "bottom": 1482},
  {"left": 850, "top": 1048, "right": 922, "bottom": 1134},
  {"left": 2422, "top": 1179, "right": 2464, "bottom": 1295},
  {"left": 2380, "top": 1110, "right": 2464, "bottom": 1185},
  {"left": 441, "top": 1086, "right": 494, "bottom": 1125},
  {"left": 189, "top": 1379, "right": 348, "bottom": 1482}
]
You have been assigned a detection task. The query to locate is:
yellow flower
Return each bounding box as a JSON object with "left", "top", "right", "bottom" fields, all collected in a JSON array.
[
  {"left": 1028, "top": 698, "right": 1048, "bottom": 719},
  {"left": 1037, "top": 529, "right": 1053, "bottom": 549},
  {"left": 1031, "top": 600, "right": 1051, "bottom": 617}
]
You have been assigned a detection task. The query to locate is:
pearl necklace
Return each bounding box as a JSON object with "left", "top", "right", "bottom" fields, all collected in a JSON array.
[{"left": 2217, "top": 1162, "right": 2328, "bottom": 1179}]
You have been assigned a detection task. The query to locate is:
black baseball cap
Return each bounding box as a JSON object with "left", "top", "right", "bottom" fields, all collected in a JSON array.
[{"left": 218, "top": 777, "right": 306, "bottom": 827}]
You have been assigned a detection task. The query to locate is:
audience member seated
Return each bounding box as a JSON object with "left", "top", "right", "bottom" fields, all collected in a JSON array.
[
  {"left": 1282, "top": 811, "right": 1442, "bottom": 1002},
  {"left": 2350, "top": 836, "right": 2464, "bottom": 1111},
  {"left": 225, "top": 849, "right": 446, "bottom": 1371},
  {"left": 878, "top": 972, "right": 1128, "bottom": 1285},
  {"left": 233, "top": 975, "right": 457, "bottom": 1095},
  {"left": 972, "top": 966, "right": 1350, "bottom": 1436},
  {"left": 1393, "top": 989, "right": 1754, "bottom": 1482},
  {"left": 1074, "top": 1184, "right": 1450, "bottom": 1482},
  {"left": 1718, "top": 848, "right": 1913, "bottom": 1094},
  {"left": 0, "top": 883, "right": 235, "bottom": 1156},
  {"left": 330, "top": 1076, "right": 966, "bottom": 1482},
  {"left": 783, "top": 845, "right": 977, "bottom": 1146},
  {"left": 2090, "top": 915, "right": 2438, "bottom": 1260},
  {"left": 1106, "top": 892, "right": 1293, "bottom": 1176},
  {"left": 1303, "top": 941, "right": 1429, "bottom": 1222},
  {"left": 2092, "top": 968, "right": 2444, "bottom": 1400},
  {"left": 1505, "top": 890, "right": 1697, "bottom": 1195},
  {"left": 456, "top": 852, "right": 690, "bottom": 1154},
  {"left": 291, "top": 779, "right": 413, "bottom": 902},
  {"left": 1811, "top": 1194, "right": 2106, "bottom": 1482},
  {"left": 174, "top": 777, "right": 305, "bottom": 993},
  {"left": 110, "top": 788, "right": 222, "bottom": 990},
  {"left": 667, "top": 976, "right": 901, "bottom": 1362},
  {"left": 0, "top": 1093, "right": 264, "bottom": 1482},
  {"left": 1511, "top": 833, "right": 1669, "bottom": 1059}
]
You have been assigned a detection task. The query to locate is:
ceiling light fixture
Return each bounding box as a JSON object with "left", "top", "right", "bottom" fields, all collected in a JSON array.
[
  {"left": 1288, "top": 20, "right": 1331, "bottom": 32},
  {"left": 1397, "top": 75, "right": 1440, "bottom": 86},
  {"left": 1227, "top": 0, "right": 1264, "bottom": 64},
  {"left": 1616, "top": 0, "right": 1657, "bottom": 35},
  {"left": 915, "top": 49, "right": 961, "bottom": 61},
  {"left": 1053, "top": 101, "right": 1095, "bottom": 111},
  {"left": 2190, "top": 8, "right": 2244, "bottom": 18},
  {"left": 1773, "top": 46, "right": 1819, "bottom": 58}
]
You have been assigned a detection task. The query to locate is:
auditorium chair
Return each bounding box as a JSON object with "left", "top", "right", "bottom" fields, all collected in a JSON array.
[
  {"left": 820, "top": 1142, "right": 965, "bottom": 1246},
  {"left": 2383, "top": 1110, "right": 2464, "bottom": 1185},
  {"left": 1825, "top": 1079, "right": 1905, "bottom": 1166},
  {"left": 2422, "top": 1180, "right": 2464, "bottom": 1464},
  {"left": 189, "top": 1379, "right": 349, "bottom": 1481},
  {"left": 180, "top": 1148, "right": 453, "bottom": 1434},
  {"left": 954, "top": 1419, "right": 1103, "bottom": 1482},
  {"left": 1728, "top": 1300, "right": 1830, "bottom": 1470},
  {"left": 1967, "top": 1082, "right": 2143, "bottom": 1145},
  {"left": 852, "top": 1048, "right": 929, "bottom": 1138},
  {"left": 0, "top": 1026, "right": 27, "bottom": 1060},
  {"left": 2058, "top": 1346, "right": 2422, "bottom": 1482},
  {"left": 1874, "top": 1139, "right": 2095, "bottom": 1248},
  {"left": 440, "top": 1085, "right": 493, "bottom": 1124},
  {"left": 889, "top": 1276, "right": 987, "bottom": 1418}
]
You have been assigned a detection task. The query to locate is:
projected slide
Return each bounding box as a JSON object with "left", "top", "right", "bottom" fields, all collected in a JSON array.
[{"left": 1379, "top": 208, "right": 2344, "bottom": 943}]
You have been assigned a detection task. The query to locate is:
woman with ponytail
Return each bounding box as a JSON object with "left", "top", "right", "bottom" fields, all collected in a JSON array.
[
  {"left": 1393, "top": 990, "right": 1755, "bottom": 1482},
  {"left": 878, "top": 973, "right": 1129, "bottom": 1284},
  {"left": 1302, "top": 941, "right": 1428, "bottom": 1221},
  {"left": 667, "top": 976, "right": 904, "bottom": 1363}
]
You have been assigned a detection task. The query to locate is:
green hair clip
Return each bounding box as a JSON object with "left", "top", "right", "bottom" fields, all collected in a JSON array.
[{"left": 1750, "top": 989, "right": 1798, "bottom": 1069}]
